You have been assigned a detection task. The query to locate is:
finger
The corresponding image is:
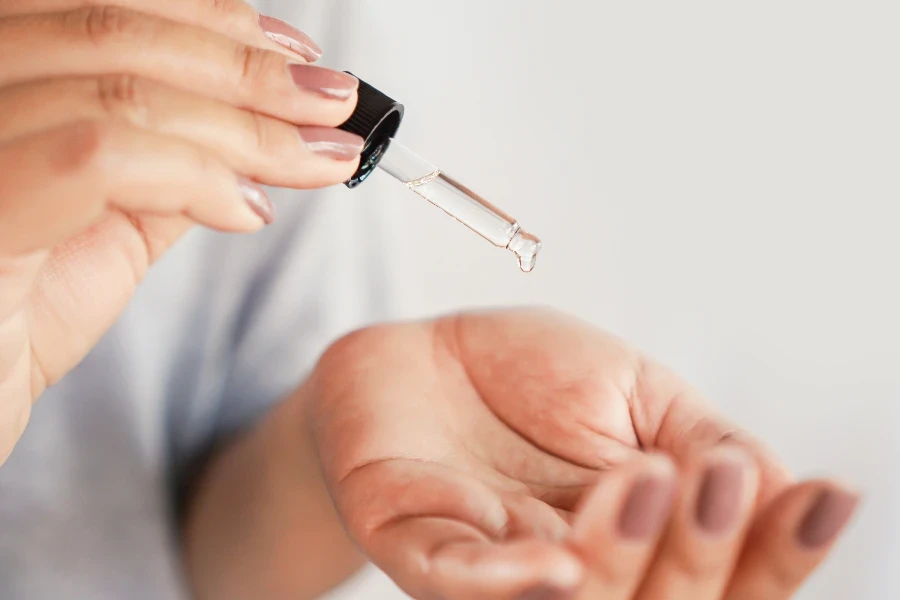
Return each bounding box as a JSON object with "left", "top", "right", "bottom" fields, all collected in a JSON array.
[
  {"left": 0, "top": 8, "right": 356, "bottom": 126},
  {"left": 632, "top": 355, "right": 794, "bottom": 505},
  {"left": 0, "top": 77, "right": 362, "bottom": 188},
  {"left": 568, "top": 454, "right": 676, "bottom": 600},
  {"left": 502, "top": 493, "right": 572, "bottom": 542},
  {"left": 0, "top": 345, "right": 32, "bottom": 464},
  {"left": 375, "top": 518, "right": 584, "bottom": 600},
  {"left": 0, "top": 120, "right": 271, "bottom": 255},
  {"left": 0, "top": 0, "right": 322, "bottom": 62},
  {"left": 635, "top": 446, "right": 760, "bottom": 600},
  {"left": 332, "top": 458, "right": 583, "bottom": 600},
  {"left": 725, "top": 481, "right": 860, "bottom": 600}
]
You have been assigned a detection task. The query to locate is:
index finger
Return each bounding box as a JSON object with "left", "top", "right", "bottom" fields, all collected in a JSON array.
[{"left": 0, "top": 0, "right": 321, "bottom": 62}]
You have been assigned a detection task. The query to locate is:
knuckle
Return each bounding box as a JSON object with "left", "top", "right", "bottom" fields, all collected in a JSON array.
[
  {"left": 205, "top": 0, "right": 242, "bottom": 18},
  {"left": 246, "top": 111, "right": 277, "bottom": 157},
  {"left": 234, "top": 44, "right": 285, "bottom": 90},
  {"left": 79, "top": 6, "right": 144, "bottom": 47},
  {"left": 95, "top": 75, "right": 151, "bottom": 125}
]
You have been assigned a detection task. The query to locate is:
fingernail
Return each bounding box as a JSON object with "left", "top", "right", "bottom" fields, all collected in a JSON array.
[
  {"left": 258, "top": 15, "right": 322, "bottom": 62},
  {"left": 796, "top": 487, "right": 859, "bottom": 548},
  {"left": 298, "top": 127, "right": 364, "bottom": 161},
  {"left": 617, "top": 475, "right": 675, "bottom": 539},
  {"left": 238, "top": 176, "right": 273, "bottom": 224},
  {"left": 288, "top": 64, "right": 358, "bottom": 100},
  {"left": 516, "top": 585, "right": 570, "bottom": 600},
  {"left": 695, "top": 457, "right": 745, "bottom": 534}
]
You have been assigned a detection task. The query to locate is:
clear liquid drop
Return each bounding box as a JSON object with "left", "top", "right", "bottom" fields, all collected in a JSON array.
[{"left": 507, "top": 230, "right": 542, "bottom": 273}]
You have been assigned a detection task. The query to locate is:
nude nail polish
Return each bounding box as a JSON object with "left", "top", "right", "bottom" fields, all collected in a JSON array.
[
  {"left": 695, "top": 460, "right": 745, "bottom": 534},
  {"left": 617, "top": 475, "right": 675, "bottom": 539},
  {"left": 796, "top": 488, "right": 859, "bottom": 548},
  {"left": 298, "top": 127, "right": 364, "bottom": 161},
  {"left": 288, "top": 64, "right": 358, "bottom": 100},
  {"left": 238, "top": 176, "right": 273, "bottom": 224},
  {"left": 258, "top": 15, "right": 322, "bottom": 62}
]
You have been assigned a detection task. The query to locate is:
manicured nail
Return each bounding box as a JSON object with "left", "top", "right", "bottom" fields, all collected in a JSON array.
[
  {"left": 288, "top": 64, "right": 358, "bottom": 100},
  {"left": 796, "top": 487, "right": 859, "bottom": 548},
  {"left": 298, "top": 127, "right": 364, "bottom": 161},
  {"left": 258, "top": 15, "right": 322, "bottom": 62},
  {"left": 617, "top": 475, "right": 675, "bottom": 539},
  {"left": 516, "top": 585, "right": 570, "bottom": 600},
  {"left": 238, "top": 176, "right": 273, "bottom": 224},
  {"left": 695, "top": 458, "right": 745, "bottom": 534}
]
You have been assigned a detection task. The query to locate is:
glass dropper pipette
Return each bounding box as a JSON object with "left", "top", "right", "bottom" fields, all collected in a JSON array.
[
  {"left": 339, "top": 74, "right": 542, "bottom": 273},
  {"left": 375, "top": 138, "right": 542, "bottom": 272}
]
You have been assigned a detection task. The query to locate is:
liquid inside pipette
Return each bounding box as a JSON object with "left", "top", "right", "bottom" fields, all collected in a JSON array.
[
  {"left": 377, "top": 139, "right": 542, "bottom": 273},
  {"left": 404, "top": 171, "right": 541, "bottom": 272}
]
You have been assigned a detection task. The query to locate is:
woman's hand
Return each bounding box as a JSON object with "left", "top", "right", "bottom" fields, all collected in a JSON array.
[
  {"left": 308, "top": 309, "right": 859, "bottom": 599},
  {"left": 0, "top": 0, "right": 363, "bottom": 463}
]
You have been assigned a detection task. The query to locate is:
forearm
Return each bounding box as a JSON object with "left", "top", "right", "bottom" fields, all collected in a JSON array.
[{"left": 183, "top": 383, "right": 364, "bottom": 600}]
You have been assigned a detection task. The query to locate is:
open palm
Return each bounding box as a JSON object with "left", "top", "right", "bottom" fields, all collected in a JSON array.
[{"left": 309, "top": 309, "right": 814, "bottom": 599}]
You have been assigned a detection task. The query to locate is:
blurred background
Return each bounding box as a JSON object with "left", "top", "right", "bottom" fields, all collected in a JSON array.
[{"left": 267, "top": 1, "right": 899, "bottom": 598}]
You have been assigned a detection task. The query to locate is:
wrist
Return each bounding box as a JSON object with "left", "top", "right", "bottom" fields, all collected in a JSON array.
[{"left": 184, "top": 384, "right": 363, "bottom": 600}]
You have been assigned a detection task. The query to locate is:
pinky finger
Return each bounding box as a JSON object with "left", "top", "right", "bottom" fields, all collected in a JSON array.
[
  {"left": 725, "top": 481, "right": 860, "bottom": 600},
  {"left": 0, "top": 120, "right": 271, "bottom": 255}
]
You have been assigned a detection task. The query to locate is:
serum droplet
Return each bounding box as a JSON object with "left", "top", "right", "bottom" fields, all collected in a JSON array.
[{"left": 507, "top": 230, "right": 542, "bottom": 273}]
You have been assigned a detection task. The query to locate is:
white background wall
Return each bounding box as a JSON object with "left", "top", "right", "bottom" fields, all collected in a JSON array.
[{"left": 271, "top": 1, "right": 899, "bottom": 598}]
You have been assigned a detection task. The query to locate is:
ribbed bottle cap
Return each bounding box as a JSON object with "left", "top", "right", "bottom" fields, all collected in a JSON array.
[{"left": 339, "top": 73, "right": 405, "bottom": 188}]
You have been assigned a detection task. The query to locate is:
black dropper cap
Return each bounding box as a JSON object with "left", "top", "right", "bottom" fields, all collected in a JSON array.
[{"left": 338, "top": 73, "right": 405, "bottom": 188}]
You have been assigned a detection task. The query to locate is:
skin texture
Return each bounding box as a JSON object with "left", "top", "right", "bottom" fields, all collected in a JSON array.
[{"left": 308, "top": 309, "right": 859, "bottom": 599}]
